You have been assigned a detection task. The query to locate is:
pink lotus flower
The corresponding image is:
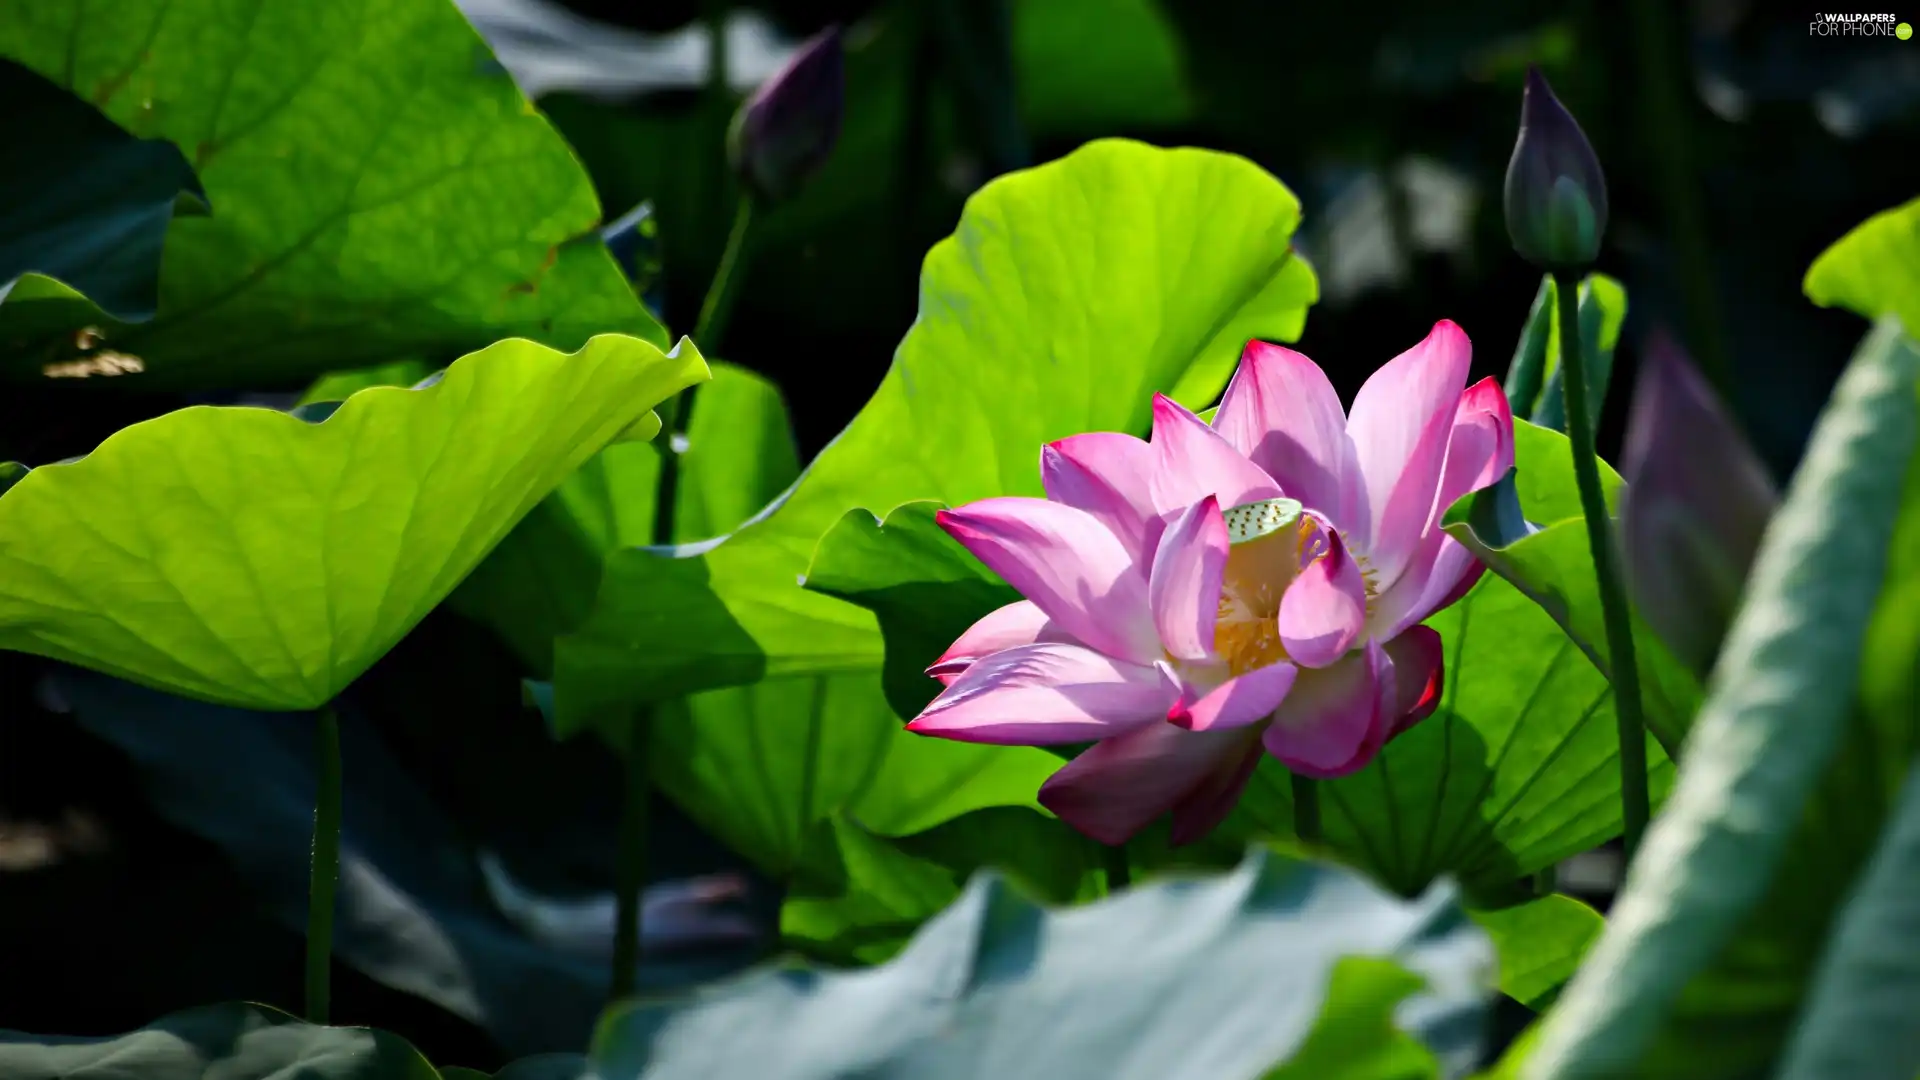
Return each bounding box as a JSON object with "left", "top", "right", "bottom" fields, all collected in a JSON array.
[{"left": 907, "top": 321, "right": 1514, "bottom": 846}]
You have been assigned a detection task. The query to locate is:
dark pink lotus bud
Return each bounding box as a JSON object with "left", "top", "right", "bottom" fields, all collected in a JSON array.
[
  {"left": 1620, "top": 332, "right": 1780, "bottom": 676},
  {"left": 727, "top": 27, "right": 844, "bottom": 203},
  {"left": 1504, "top": 68, "right": 1608, "bottom": 271}
]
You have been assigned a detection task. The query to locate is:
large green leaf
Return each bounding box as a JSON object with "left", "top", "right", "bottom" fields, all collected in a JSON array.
[
  {"left": 0, "top": 1002, "right": 439, "bottom": 1080},
  {"left": 0, "top": 0, "right": 664, "bottom": 388},
  {"left": 1857, "top": 379, "right": 1920, "bottom": 799},
  {"left": 451, "top": 361, "right": 794, "bottom": 675},
  {"left": 804, "top": 500, "right": 1017, "bottom": 719},
  {"left": 551, "top": 138, "right": 1318, "bottom": 732},
  {"left": 524, "top": 668, "right": 1065, "bottom": 883},
  {"left": 502, "top": 362, "right": 1060, "bottom": 883},
  {"left": 1261, "top": 957, "right": 1447, "bottom": 1080},
  {"left": 644, "top": 673, "right": 1064, "bottom": 880},
  {"left": 1443, "top": 421, "right": 1703, "bottom": 751},
  {"left": 589, "top": 849, "right": 1492, "bottom": 1080},
  {"left": 0, "top": 60, "right": 204, "bottom": 325},
  {"left": 781, "top": 809, "right": 1101, "bottom": 964},
  {"left": 1524, "top": 318, "right": 1920, "bottom": 1080},
  {"left": 1220, "top": 570, "right": 1675, "bottom": 898},
  {"left": 0, "top": 334, "right": 705, "bottom": 711},
  {"left": 1804, "top": 196, "right": 1920, "bottom": 333},
  {"left": 1510, "top": 275, "right": 1627, "bottom": 433},
  {"left": 1772, "top": 762, "right": 1920, "bottom": 1080},
  {"left": 1468, "top": 893, "right": 1605, "bottom": 1010}
]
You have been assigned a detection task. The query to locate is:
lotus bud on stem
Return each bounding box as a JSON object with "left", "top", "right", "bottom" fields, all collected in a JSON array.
[{"left": 1504, "top": 67, "right": 1651, "bottom": 862}]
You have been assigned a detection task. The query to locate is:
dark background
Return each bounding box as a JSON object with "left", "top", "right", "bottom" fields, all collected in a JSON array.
[{"left": 4, "top": 0, "right": 1916, "bottom": 1070}]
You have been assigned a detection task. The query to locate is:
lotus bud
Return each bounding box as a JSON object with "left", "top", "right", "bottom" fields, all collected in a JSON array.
[
  {"left": 1504, "top": 68, "right": 1609, "bottom": 271},
  {"left": 727, "top": 26, "right": 844, "bottom": 203},
  {"left": 1620, "top": 332, "right": 1780, "bottom": 677}
]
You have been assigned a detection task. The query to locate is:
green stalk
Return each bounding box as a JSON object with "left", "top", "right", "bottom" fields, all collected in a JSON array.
[
  {"left": 608, "top": 194, "right": 753, "bottom": 1000},
  {"left": 1291, "top": 774, "right": 1322, "bottom": 847},
  {"left": 1103, "top": 842, "right": 1131, "bottom": 894},
  {"left": 692, "top": 194, "right": 756, "bottom": 355},
  {"left": 1532, "top": 865, "right": 1558, "bottom": 897},
  {"left": 608, "top": 716, "right": 651, "bottom": 1000},
  {"left": 703, "top": 0, "right": 728, "bottom": 103},
  {"left": 305, "top": 705, "right": 343, "bottom": 1024},
  {"left": 1552, "top": 270, "right": 1651, "bottom": 862}
]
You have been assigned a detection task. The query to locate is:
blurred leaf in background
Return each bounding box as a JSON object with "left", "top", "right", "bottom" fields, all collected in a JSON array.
[{"left": 0, "top": 61, "right": 205, "bottom": 326}]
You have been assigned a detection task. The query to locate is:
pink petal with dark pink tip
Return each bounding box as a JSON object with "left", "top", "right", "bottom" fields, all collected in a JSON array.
[
  {"left": 1149, "top": 496, "right": 1228, "bottom": 662},
  {"left": 1367, "top": 377, "right": 1514, "bottom": 639},
  {"left": 1039, "top": 722, "right": 1264, "bottom": 846},
  {"left": 926, "top": 600, "right": 1064, "bottom": 683},
  {"left": 1345, "top": 321, "right": 1473, "bottom": 590},
  {"left": 1148, "top": 394, "right": 1284, "bottom": 515},
  {"left": 1439, "top": 377, "right": 1516, "bottom": 498},
  {"left": 907, "top": 643, "right": 1171, "bottom": 745},
  {"left": 937, "top": 498, "right": 1161, "bottom": 665},
  {"left": 1262, "top": 641, "right": 1396, "bottom": 778},
  {"left": 1167, "top": 659, "right": 1298, "bottom": 731},
  {"left": 1382, "top": 625, "right": 1445, "bottom": 736},
  {"left": 1213, "top": 340, "right": 1368, "bottom": 541},
  {"left": 1277, "top": 528, "right": 1368, "bottom": 668},
  {"left": 1041, "top": 432, "right": 1162, "bottom": 554}
]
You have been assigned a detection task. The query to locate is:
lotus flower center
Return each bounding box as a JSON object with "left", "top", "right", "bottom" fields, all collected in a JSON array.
[
  {"left": 1210, "top": 498, "right": 1383, "bottom": 674},
  {"left": 1213, "top": 498, "right": 1315, "bottom": 675}
]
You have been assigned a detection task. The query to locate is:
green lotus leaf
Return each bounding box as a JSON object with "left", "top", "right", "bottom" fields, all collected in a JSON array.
[
  {"left": 552, "top": 138, "right": 1318, "bottom": 733},
  {"left": 1524, "top": 274, "right": 1627, "bottom": 433},
  {"left": 1468, "top": 892, "right": 1605, "bottom": 1010},
  {"left": 452, "top": 360, "right": 797, "bottom": 675},
  {"left": 804, "top": 500, "right": 1018, "bottom": 719},
  {"left": 781, "top": 809, "right": 1100, "bottom": 965},
  {"left": 1221, "top": 570, "right": 1674, "bottom": 898},
  {"left": 0, "top": 0, "right": 664, "bottom": 388},
  {"left": 0, "top": 333, "right": 706, "bottom": 711},
  {"left": 1772, "top": 761, "right": 1920, "bottom": 1080},
  {"left": 1804, "top": 195, "right": 1920, "bottom": 333},
  {"left": 1442, "top": 420, "right": 1704, "bottom": 751},
  {"left": 524, "top": 668, "right": 1065, "bottom": 882}
]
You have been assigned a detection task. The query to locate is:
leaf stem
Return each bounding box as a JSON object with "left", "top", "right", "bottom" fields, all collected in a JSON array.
[
  {"left": 609, "top": 182, "right": 755, "bottom": 1001},
  {"left": 1291, "top": 773, "right": 1322, "bottom": 847},
  {"left": 609, "top": 714, "right": 652, "bottom": 999},
  {"left": 1552, "top": 270, "right": 1651, "bottom": 862},
  {"left": 1103, "top": 842, "right": 1130, "bottom": 894},
  {"left": 305, "top": 704, "right": 343, "bottom": 1024},
  {"left": 692, "top": 194, "right": 756, "bottom": 355}
]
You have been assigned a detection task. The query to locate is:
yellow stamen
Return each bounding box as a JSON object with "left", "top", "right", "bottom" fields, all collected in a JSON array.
[
  {"left": 1210, "top": 499, "right": 1382, "bottom": 673},
  {"left": 1213, "top": 514, "right": 1314, "bottom": 674}
]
